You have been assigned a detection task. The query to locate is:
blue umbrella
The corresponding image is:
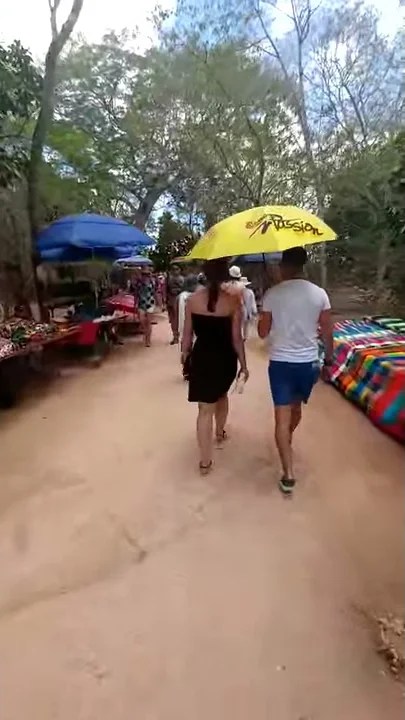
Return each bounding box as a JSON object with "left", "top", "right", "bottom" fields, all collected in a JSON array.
[
  {"left": 114, "top": 255, "right": 153, "bottom": 267},
  {"left": 37, "top": 213, "right": 153, "bottom": 262}
]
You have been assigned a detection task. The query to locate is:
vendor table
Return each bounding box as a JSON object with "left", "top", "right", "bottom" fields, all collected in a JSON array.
[
  {"left": 106, "top": 293, "right": 139, "bottom": 319},
  {"left": 0, "top": 325, "right": 80, "bottom": 364},
  {"left": 0, "top": 325, "right": 81, "bottom": 408}
]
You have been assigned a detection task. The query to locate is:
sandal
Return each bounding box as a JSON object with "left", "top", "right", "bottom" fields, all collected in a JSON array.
[
  {"left": 215, "top": 430, "right": 228, "bottom": 448},
  {"left": 199, "top": 461, "right": 213, "bottom": 476}
]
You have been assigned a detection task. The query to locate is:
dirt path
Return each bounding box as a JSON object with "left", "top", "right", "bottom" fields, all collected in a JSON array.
[{"left": 0, "top": 318, "right": 403, "bottom": 720}]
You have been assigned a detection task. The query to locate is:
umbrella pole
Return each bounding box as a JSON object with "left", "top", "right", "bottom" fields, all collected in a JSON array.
[
  {"left": 262, "top": 253, "right": 267, "bottom": 303},
  {"left": 92, "top": 251, "right": 99, "bottom": 308}
]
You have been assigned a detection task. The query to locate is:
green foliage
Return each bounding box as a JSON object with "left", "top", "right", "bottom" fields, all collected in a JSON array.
[
  {"left": 1, "top": 2, "right": 404, "bottom": 305},
  {"left": 54, "top": 32, "right": 170, "bottom": 224},
  {"left": 324, "top": 133, "right": 405, "bottom": 291},
  {"left": 0, "top": 41, "right": 42, "bottom": 185},
  {"left": 45, "top": 121, "right": 119, "bottom": 217},
  {"left": 148, "top": 212, "right": 195, "bottom": 271},
  {"left": 53, "top": 33, "right": 301, "bottom": 228}
]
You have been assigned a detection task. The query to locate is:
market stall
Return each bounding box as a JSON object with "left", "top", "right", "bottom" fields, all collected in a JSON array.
[
  {"left": 327, "top": 317, "right": 405, "bottom": 443},
  {"left": 36, "top": 212, "right": 152, "bottom": 346},
  {"left": 105, "top": 292, "right": 139, "bottom": 317},
  {"left": 0, "top": 318, "right": 80, "bottom": 361},
  {"left": 0, "top": 319, "right": 81, "bottom": 407}
]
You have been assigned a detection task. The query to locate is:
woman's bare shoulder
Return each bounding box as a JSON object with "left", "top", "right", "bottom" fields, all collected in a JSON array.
[
  {"left": 187, "top": 287, "right": 206, "bottom": 308},
  {"left": 221, "top": 285, "right": 242, "bottom": 308},
  {"left": 222, "top": 282, "right": 243, "bottom": 299},
  {"left": 216, "top": 289, "right": 239, "bottom": 314}
]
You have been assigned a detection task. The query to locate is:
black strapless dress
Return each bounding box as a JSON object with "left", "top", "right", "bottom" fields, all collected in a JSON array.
[{"left": 188, "top": 314, "right": 238, "bottom": 404}]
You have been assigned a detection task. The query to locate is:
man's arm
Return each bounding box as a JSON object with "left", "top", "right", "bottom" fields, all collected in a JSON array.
[
  {"left": 257, "top": 289, "right": 273, "bottom": 338},
  {"left": 319, "top": 308, "right": 334, "bottom": 364},
  {"left": 258, "top": 311, "right": 272, "bottom": 338}
]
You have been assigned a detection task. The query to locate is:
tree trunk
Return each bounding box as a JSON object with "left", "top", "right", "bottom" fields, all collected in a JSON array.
[
  {"left": 28, "top": 0, "right": 84, "bottom": 237},
  {"left": 204, "top": 212, "right": 218, "bottom": 231},
  {"left": 375, "top": 233, "right": 391, "bottom": 313},
  {"left": 133, "top": 185, "right": 166, "bottom": 230},
  {"left": 27, "top": 48, "right": 58, "bottom": 237},
  {"left": 27, "top": 0, "right": 84, "bottom": 316},
  {"left": 297, "top": 55, "right": 328, "bottom": 288}
]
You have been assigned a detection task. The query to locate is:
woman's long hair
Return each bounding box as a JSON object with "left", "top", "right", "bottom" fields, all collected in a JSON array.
[{"left": 203, "top": 259, "right": 229, "bottom": 312}]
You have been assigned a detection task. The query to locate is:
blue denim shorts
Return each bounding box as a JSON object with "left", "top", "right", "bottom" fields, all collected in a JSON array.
[{"left": 268, "top": 360, "right": 320, "bottom": 406}]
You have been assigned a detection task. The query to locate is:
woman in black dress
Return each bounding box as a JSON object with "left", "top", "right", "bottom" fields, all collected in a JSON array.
[{"left": 181, "top": 259, "right": 249, "bottom": 474}]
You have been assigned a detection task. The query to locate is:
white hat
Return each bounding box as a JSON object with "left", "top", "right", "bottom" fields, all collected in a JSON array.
[
  {"left": 241, "top": 276, "right": 251, "bottom": 286},
  {"left": 229, "top": 265, "right": 242, "bottom": 279}
]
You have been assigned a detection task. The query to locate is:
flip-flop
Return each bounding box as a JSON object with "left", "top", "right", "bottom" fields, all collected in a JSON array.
[{"left": 199, "top": 461, "right": 213, "bottom": 476}]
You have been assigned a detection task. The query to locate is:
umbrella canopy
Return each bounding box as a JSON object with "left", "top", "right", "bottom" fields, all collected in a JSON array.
[
  {"left": 114, "top": 255, "right": 153, "bottom": 267},
  {"left": 187, "top": 206, "right": 337, "bottom": 261},
  {"left": 235, "top": 252, "right": 282, "bottom": 263},
  {"left": 37, "top": 213, "right": 153, "bottom": 262}
]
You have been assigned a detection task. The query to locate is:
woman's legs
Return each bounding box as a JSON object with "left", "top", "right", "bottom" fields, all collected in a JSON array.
[
  {"left": 140, "top": 312, "right": 152, "bottom": 346},
  {"left": 215, "top": 394, "right": 229, "bottom": 441},
  {"left": 274, "top": 405, "right": 294, "bottom": 480},
  {"left": 168, "top": 302, "right": 179, "bottom": 344},
  {"left": 145, "top": 312, "right": 153, "bottom": 346},
  {"left": 289, "top": 402, "right": 302, "bottom": 443},
  {"left": 197, "top": 402, "right": 214, "bottom": 468}
]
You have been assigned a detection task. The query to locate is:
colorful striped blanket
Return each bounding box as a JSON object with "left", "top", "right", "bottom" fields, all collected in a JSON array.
[
  {"left": 328, "top": 318, "right": 405, "bottom": 443},
  {"left": 367, "top": 316, "right": 405, "bottom": 335}
]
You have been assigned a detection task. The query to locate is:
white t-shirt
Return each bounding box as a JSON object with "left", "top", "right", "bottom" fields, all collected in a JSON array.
[{"left": 262, "top": 279, "right": 330, "bottom": 362}]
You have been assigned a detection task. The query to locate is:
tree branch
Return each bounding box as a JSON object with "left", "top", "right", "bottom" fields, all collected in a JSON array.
[{"left": 48, "top": 0, "right": 62, "bottom": 40}]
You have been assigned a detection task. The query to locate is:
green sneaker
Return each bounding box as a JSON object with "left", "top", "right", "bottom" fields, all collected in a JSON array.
[{"left": 279, "top": 476, "right": 296, "bottom": 494}]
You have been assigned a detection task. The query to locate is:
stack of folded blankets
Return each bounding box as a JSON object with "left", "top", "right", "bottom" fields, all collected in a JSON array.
[{"left": 329, "top": 316, "right": 405, "bottom": 443}]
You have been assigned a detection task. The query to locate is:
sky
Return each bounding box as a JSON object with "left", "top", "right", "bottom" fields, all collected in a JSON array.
[
  {"left": 0, "top": 0, "right": 402, "bottom": 61},
  {"left": 0, "top": 0, "right": 176, "bottom": 61}
]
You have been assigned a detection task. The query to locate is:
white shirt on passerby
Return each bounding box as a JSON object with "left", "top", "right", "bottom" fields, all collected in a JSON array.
[
  {"left": 262, "top": 279, "right": 330, "bottom": 362},
  {"left": 242, "top": 286, "right": 257, "bottom": 320},
  {"left": 178, "top": 291, "right": 192, "bottom": 342}
]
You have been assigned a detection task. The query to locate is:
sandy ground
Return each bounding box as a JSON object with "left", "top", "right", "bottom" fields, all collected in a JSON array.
[{"left": 0, "top": 317, "right": 403, "bottom": 720}]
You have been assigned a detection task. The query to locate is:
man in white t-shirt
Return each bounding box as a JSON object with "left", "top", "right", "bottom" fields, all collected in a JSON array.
[{"left": 258, "top": 246, "right": 334, "bottom": 494}]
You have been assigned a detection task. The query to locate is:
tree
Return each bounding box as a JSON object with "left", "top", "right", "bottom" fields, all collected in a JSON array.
[
  {"left": 0, "top": 41, "right": 42, "bottom": 186},
  {"left": 55, "top": 33, "right": 179, "bottom": 229},
  {"left": 174, "top": 0, "right": 404, "bottom": 288},
  {"left": 324, "top": 133, "right": 405, "bottom": 307},
  {"left": 45, "top": 120, "right": 120, "bottom": 216},
  {"left": 163, "top": 42, "right": 301, "bottom": 224},
  {"left": 56, "top": 31, "right": 300, "bottom": 230},
  {"left": 28, "top": 0, "right": 84, "bottom": 237},
  {"left": 149, "top": 212, "right": 195, "bottom": 270}
]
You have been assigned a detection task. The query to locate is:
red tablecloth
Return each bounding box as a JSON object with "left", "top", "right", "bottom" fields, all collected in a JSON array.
[{"left": 106, "top": 294, "right": 139, "bottom": 318}]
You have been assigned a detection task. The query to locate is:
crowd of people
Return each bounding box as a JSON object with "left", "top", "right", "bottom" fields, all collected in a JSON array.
[
  {"left": 130, "top": 251, "right": 334, "bottom": 495},
  {"left": 130, "top": 263, "right": 260, "bottom": 348}
]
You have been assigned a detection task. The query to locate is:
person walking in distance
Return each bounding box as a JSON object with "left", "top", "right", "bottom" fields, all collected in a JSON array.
[
  {"left": 178, "top": 275, "right": 199, "bottom": 380},
  {"left": 181, "top": 259, "right": 248, "bottom": 475},
  {"left": 166, "top": 264, "right": 184, "bottom": 344},
  {"left": 240, "top": 277, "right": 257, "bottom": 340},
  {"left": 134, "top": 266, "right": 156, "bottom": 347},
  {"left": 258, "top": 247, "right": 334, "bottom": 494}
]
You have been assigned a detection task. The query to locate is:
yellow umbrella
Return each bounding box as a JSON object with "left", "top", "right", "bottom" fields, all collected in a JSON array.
[{"left": 187, "top": 205, "right": 337, "bottom": 261}]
